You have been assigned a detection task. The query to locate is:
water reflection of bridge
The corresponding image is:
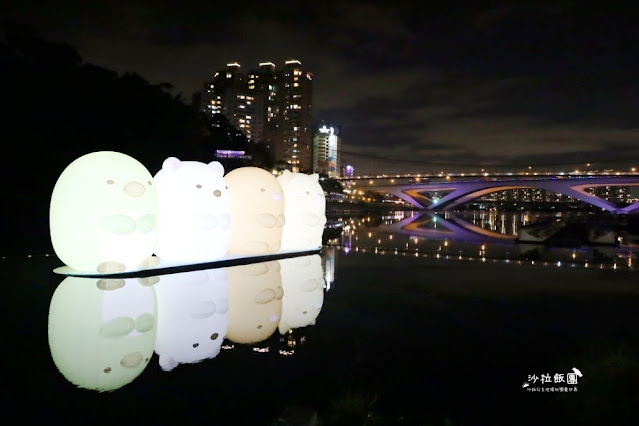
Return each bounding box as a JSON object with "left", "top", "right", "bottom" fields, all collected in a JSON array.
[
  {"left": 363, "top": 175, "right": 639, "bottom": 214},
  {"left": 377, "top": 212, "right": 518, "bottom": 244}
]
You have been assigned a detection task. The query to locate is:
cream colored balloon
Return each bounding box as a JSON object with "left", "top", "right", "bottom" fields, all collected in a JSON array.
[
  {"left": 277, "top": 171, "right": 326, "bottom": 250},
  {"left": 50, "top": 151, "right": 158, "bottom": 273},
  {"left": 225, "top": 167, "right": 285, "bottom": 254}
]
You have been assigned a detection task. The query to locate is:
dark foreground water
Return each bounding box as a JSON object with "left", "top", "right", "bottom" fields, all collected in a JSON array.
[{"left": 5, "top": 213, "right": 639, "bottom": 426}]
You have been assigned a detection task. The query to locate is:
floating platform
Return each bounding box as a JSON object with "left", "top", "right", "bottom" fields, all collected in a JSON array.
[{"left": 53, "top": 248, "right": 321, "bottom": 278}]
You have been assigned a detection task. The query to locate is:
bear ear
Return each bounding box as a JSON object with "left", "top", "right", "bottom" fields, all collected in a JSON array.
[
  {"left": 159, "top": 354, "right": 178, "bottom": 372},
  {"left": 208, "top": 161, "right": 225, "bottom": 176},
  {"left": 162, "top": 157, "right": 181, "bottom": 173},
  {"left": 310, "top": 173, "right": 319, "bottom": 182}
]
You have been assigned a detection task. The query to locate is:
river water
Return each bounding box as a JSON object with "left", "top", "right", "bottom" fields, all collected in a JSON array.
[{"left": 5, "top": 210, "right": 639, "bottom": 425}]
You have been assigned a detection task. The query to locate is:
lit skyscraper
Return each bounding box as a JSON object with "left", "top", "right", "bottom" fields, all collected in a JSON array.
[
  {"left": 276, "top": 60, "right": 313, "bottom": 172},
  {"left": 313, "top": 123, "right": 341, "bottom": 177}
]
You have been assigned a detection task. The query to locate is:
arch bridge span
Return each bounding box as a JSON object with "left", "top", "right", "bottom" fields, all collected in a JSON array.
[{"left": 370, "top": 176, "right": 639, "bottom": 214}]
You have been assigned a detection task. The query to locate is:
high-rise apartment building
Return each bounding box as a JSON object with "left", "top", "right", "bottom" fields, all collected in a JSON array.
[
  {"left": 202, "top": 63, "right": 258, "bottom": 142},
  {"left": 202, "top": 60, "right": 313, "bottom": 172},
  {"left": 313, "top": 123, "right": 341, "bottom": 177},
  {"left": 276, "top": 60, "right": 313, "bottom": 172}
]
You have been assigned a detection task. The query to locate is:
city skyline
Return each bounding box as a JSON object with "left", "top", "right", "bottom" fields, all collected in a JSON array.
[
  {"left": 202, "top": 59, "right": 315, "bottom": 172},
  {"left": 4, "top": 1, "right": 639, "bottom": 174}
]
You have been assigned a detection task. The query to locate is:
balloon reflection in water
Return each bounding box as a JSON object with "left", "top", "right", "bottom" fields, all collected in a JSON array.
[
  {"left": 48, "top": 276, "right": 158, "bottom": 391},
  {"left": 226, "top": 260, "right": 283, "bottom": 344},
  {"left": 154, "top": 268, "right": 229, "bottom": 371},
  {"left": 278, "top": 254, "right": 325, "bottom": 335}
]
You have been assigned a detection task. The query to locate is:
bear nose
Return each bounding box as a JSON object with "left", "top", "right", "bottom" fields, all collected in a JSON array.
[{"left": 124, "top": 182, "right": 145, "bottom": 198}]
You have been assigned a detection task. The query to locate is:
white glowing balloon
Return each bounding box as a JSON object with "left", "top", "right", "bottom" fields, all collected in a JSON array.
[
  {"left": 277, "top": 171, "right": 326, "bottom": 250},
  {"left": 226, "top": 261, "right": 283, "bottom": 344},
  {"left": 153, "top": 158, "right": 231, "bottom": 263},
  {"left": 278, "top": 255, "right": 325, "bottom": 335},
  {"left": 48, "top": 275, "right": 158, "bottom": 392},
  {"left": 154, "top": 268, "right": 229, "bottom": 371},
  {"left": 225, "top": 167, "right": 285, "bottom": 254},
  {"left": 50, "top": 151, "right": 159, "bottom": 273}
]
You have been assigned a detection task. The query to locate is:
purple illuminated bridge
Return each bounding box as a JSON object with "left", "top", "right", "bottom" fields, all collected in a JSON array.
[{"left": 362, "top": 175, "right": 639, "bottom": 214}]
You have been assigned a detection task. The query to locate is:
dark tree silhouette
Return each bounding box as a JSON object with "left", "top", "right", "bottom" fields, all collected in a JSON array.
[
  {"left": 0, "top": 26, "right": 207, "bottom": 254},
  {"left": 204, "top": 113, "right": 274, "bottom": 173}
]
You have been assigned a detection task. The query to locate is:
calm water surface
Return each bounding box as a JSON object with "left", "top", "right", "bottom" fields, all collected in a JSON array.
[{"left": 6, "top": 211, "right": 639, "bottom": 425}]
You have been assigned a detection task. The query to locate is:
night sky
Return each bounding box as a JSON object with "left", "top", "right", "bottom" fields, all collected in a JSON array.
[{"left": 4, "top": 1, "right": 639, "bottom": 174}]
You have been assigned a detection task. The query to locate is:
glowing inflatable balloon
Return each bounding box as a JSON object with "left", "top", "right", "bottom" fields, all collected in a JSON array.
[
  {"left": 277, "top": 171, "right": 326, "bottom": 250},
  {"left": 278, "top": 255, "right": 325, "bottom": 335},
  {"left": 154, "top": 268, "right": 229, "bottom": 371},
  {"left": 50, "top": 151, "right": 159, "bottom": 273},
  {"left": 226, "top": 261, "right": 283, "bottom": 344},
  {"left": 225, "top": 167, "right": 285, "bottom": 254},
  {"left": 48, "top": 275, "right": 158, "bottom": 392},
  {"left": 153, "top": 158, "right": 231, "bottom": 263}
]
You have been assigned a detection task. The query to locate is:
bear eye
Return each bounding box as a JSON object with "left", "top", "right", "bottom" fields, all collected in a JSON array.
[
  {"left": 107, "top": 180, "right": 114, "bottom": 185},
  {"left": 196, "top": 184, "right": 202, "bottom": 189},
  {"left": 210, "top": 333, "right": 219, "bottom": 340},
  {"left": 214, "top": 190, "right": 221, "bottom": 197}
]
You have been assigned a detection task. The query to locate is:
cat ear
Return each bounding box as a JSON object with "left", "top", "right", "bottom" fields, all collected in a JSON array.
[
  {"left": 278, "top": 170, "right": 295, "bottom": 185},
  {"left": 278, "top": 322, "right": 290, "bottom": 335},
  {"left": 310, "top": 173, "right": 319, "bottom": 182}
]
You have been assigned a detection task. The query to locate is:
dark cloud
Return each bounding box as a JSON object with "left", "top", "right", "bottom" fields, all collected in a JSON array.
[{"left": 3, "top": 1, "right": 638, "bottom": 174}]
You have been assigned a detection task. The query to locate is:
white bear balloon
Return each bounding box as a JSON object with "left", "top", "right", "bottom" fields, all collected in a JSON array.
[{"left": 153, "top": 157, "right": 231, "bottom": 263}]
